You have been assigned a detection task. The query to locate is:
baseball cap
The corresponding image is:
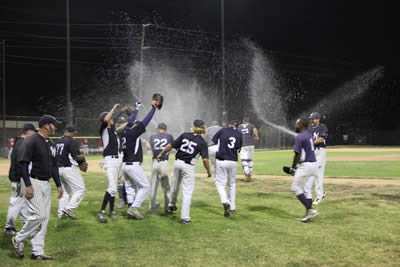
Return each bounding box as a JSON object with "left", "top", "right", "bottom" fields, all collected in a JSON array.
[
  {"left": 22, "top": 123, "right": 37, "bottom": 132},
  {"left": 309, "top": 112, "right": 321, "bottom": 120},
  {"left": 157, "top": 122, "right": 167, "bottom": 130},
  {"left": 229, "top": 120, "right": 239, "bottom": 127},
  {"left": 99, "top": 111, "right": 108, "bottom": 122},
  {"left": 64, "top": 125, "right": 78, "bottom": 133},
  {"left": 193, "top": 119, "right": 205, "bottom": 128},
  {"left": 38, "top": 115, "right": 62, "bottom": 128}
]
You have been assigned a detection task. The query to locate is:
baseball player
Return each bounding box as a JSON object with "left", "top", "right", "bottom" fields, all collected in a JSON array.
[
  {"left": 306, "top": 112, "right": 328, "bottom": 205},
  {"left": 56, "top": 125, "right": 88, "bottom": 220},
  {"left": 206, "top": 121, "right": 222, "bottom": 176},
  {"left": 157, "top": 119, "right": 212, "bottom": 224},
  {"left": 81, "top": 138, "right": 89, "bottom": 155},
  {"left": 4, "top": 123, "right": 36, "bottom": 235},
  {"left": 212, "top": 120, "right": 242, "bottom": 217},
  {"left": 96, "top": 104, "right": 123, "bottom": 223},
  {"left": 12, "top": 115, "right": 63, "bottom": 260},
  {"left": 290, "top": 117, "right": 319, "bottom": 223},
  {"left": 149, "top": 122, "right": 174, "bottom": 214},
  {"left": 121, "top": 98, "right": 161, "bottom": 219},
  {"left": 238, "top": 117, "right": 259, "bottom": 181}
]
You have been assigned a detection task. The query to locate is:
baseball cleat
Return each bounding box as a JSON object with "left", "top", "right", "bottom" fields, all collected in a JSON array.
[
  {"left": 127, "top": 207, "right": 144, "bottom": 220},
  {"left": 167, "top": 205, "right": 178, "bottom": 213},
  {"left": 31, "top": 254, "right": 54, "bottom": 260},
  {"left": 299, "top": 209, "right": 319, "bottom": 223},
  {"left": 223, "top": 203, "right": 230, "bottom": 217},
  {"left": 62, "top": 208, "right": 77, "bottom": 220},
  {"left": 229, "top": 210, "right": 236, "bottom": 214},
  {"left": 96, "top": 211, "right": 108, "bottom": 223},
  {"left": 313, "top": 198, "right": 321, "bottom": 205},
  {"left": 109, "top": 211, "right": 122, "bottom": 219},
  {"left": 4, "top": 227, "right": 17, "bottom": 235},
  {"left": 180, "top": 219, "right": 191, "bottom": 224},
  {"left": 11, "top": 236, "right": 24, "bottom": 259}
]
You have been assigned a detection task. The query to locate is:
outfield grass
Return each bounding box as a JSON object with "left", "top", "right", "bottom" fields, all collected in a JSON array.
[{"left": 0, "top": 148, "right": 399, "bottom": 266}]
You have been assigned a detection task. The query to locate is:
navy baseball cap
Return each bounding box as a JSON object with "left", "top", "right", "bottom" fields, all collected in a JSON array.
[
  {"left": 309, "top": 112, "right": 321, "bottom": 120},
  {"left": 193, "top": 119, "right": 205, "bottom": 128},
  {"left": 64, "top": 125, "right": 78, "bottom": 133},
  {"left": 229, "top": 120, "right": 239, "bottom": 127},
  {"left": 22, "top": 123, "right": 37, "bottom": 132},
  {"left": 39, "top": 115, "right": 62, "bottom": 128},
  {"left": 158, "top": 122, "right": 167, "bottom": 130}
]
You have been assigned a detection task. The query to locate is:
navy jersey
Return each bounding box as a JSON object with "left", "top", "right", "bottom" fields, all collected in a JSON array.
[
  {"left": 18, "top": 133, "right": 59, "bottom": 180},
  {"left": 150, "top": 132, "right": 174, "bottom": 160},
  {"left": 121, "top": 122, "right": 146, "bottom": 163},
  {"left": 205, "top": 125, "right": 222, "bottom": 146},
  {"left": 308, "top": 123, "right": 328, "bottom": 148},
  {"left": 172, "top": 132, "right": 208, "bottom": 165},
  {"left": 212, "top": 127, "right": 242, "bottom": 161},
  {"left": 294, "top": 130, "right": 316, "bottom": 163},
  {"left": 99, "top": 122, "right": 120, "bottom": 157},
  {"left": 8, "top": 136, "right": 24, "bottom": 182},
  {"left": 56, "top": 136, "right": 81, "bottom": 167},
  {"left": 238, "top": 123, "right": 256, "bottom": 146}
]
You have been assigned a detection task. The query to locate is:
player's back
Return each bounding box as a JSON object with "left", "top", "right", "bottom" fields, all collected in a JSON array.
[
  {"left": 214, "top": 127, "right": 242, "bottom": 161},
  {"left": 56, "top": 136, "right": 79, "bottom": 167},
  {"left": 172, "top": 132, "right": 208, "bottom": 165},
  {"left": 295, "top": 130, "right": 316, "bottom": 163},
  {"left": 150, "top": 132, "right": 174, "bottom": 160}
]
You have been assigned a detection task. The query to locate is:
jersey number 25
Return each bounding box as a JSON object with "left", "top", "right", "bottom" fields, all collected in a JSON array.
[{"left": 180, "top": 139, "right": 197, "bottom": 154}]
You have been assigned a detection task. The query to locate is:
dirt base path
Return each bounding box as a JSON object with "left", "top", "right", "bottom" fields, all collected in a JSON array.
[{"left": 2, "top": 158, "right": 399, "bottom": 186}]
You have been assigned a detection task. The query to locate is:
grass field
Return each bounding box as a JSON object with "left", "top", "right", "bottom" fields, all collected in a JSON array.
[{"left": 0, "top": 147, "right": 399, "bottom": 266}]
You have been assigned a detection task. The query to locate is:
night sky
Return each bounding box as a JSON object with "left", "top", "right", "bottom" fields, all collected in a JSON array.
[{"left": 0, "top": 0, "right": 393, "bottom": 123}]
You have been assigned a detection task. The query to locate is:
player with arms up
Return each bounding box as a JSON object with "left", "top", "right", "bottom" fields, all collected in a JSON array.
[
  {"left": 149, "top": 122, "right": 174, "bottom": 214},
  {"left": 121, "top": 95, "right": 162, "bottom": 220},
  {"left": 157, "top": 120, "right": 212, "bottom": 224},
  {"left": 96, "top": 104, "right": 123, "bottom": 223},
  {"left": 238, "top": 117, "right": 259, "bottom": 181},
  {"left": 290, "top": 118, "right": 319, "bottom": 223},
  {"left": 56, "top": 125, "right": 88, "bottom": 220},
  {"left": 212, "top": 120, "right": 242, "bottom": 217},
  {"left": 308, "top": 112, "right": 328, "bottom": 205}
]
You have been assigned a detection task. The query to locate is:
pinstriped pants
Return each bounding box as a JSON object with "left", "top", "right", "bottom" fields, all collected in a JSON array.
[{"left": 15, "top": 178, "right": 51, "bottom": 256}]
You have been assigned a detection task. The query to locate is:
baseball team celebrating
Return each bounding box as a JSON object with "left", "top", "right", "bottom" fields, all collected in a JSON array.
[{"left": 4, "top": 93, "right": 328, "bottom": 260}]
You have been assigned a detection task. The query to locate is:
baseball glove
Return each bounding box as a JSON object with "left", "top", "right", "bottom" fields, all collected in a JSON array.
[
  {"left": 282, "top": 166, "right": 295, "bottom": 176},
  {"left": 79, "top": 161, "right": 88, "bottom": 172},
  {"left": 152, "top": 93, "right": 163, "bottom": 109}
]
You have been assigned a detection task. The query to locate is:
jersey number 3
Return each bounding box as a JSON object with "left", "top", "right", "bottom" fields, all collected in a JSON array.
[
  {"left": 180, "top": 139, "right": 197, "bottom": 154},
  {"left": 227, "top": 137, "right": 236, "bottom": 149}
]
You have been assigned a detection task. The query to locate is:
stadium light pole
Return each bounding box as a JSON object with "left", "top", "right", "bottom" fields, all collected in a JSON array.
[
  {"left": 138, "top": 24, "right": 151, "bottom": 101},
  {"left": 221, "top": 0, "right": 227, "bottom": 125},
  {"left": 66, "top": 0, "right": 73, "bottom": 124},
  {"left": 2, "top": 40, "right": 6, "bottom": 148}
]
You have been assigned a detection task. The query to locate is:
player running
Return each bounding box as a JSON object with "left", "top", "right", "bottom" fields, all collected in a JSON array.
[
  {"left": 290, "top": 118, "right": 319, "bottom": 223},
  {"left": 56, "top": 125, "right": 88, "bottom": 220},
  {"left": 212, "top": 120, "right": 242, "bottom": 217},
  {"left": 149, "top": 122, "right": 174, "bottom": 214},
  {"left": 238, "top": 117, "right": 259, "bottom": 181},
  {"left": 157, "top": 119, "right": 212, "bottom": 224}
]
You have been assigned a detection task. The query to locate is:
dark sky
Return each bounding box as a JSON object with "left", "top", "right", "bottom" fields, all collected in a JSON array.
[{"left": 0, "top": 0, "right": 392, "bottom": 116}]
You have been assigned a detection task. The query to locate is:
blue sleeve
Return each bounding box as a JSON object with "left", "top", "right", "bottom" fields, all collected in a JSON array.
[
  {"left": 199, "top": 141, "right": 209, "bottom": 159},
  {"left": 127, "top": 109, "right": 139, "bottom": 128},
  {"left": 320, "top": 124, "right": 328, "bottom": 139},
  {"left": 171, "top": 134, "right": 184, "bottom": 149},
  {"left": 142, "top": 107, "right": 156, "bottom": 127},
  {"left": 293, "top": 135, "right": 302, "bottom": 154}
]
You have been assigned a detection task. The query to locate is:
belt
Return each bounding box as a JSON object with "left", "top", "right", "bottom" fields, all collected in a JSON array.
[
  {"left": 31, "top": 176, "right": 50, "bottom": 181},
  {"left": 154, "top": 158, "right": 167, "bottom": 162},
  {"left": 110, "top": 155, "right": 119, "bottom": 158},
  {"left": 124, "top": 162, "right": 141, "bottom": 165},
  {"left": 315, "top": 147, "right": 325, "bottom": 150},
  {"left": 177, "top": 159, "right": 194, "bottom": 166}
]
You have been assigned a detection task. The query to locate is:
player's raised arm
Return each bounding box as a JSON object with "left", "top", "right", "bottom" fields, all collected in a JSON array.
[{"left": 104, "top": 104, "right": 120, "bottom": 125}]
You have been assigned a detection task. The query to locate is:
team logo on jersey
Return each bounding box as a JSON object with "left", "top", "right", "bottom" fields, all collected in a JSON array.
[
  {"left": 313, "top": 132, "right": 319, "bottom": 139},
  {"left": 50, "top": 146, "right": 57, "bottom": 157}
]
